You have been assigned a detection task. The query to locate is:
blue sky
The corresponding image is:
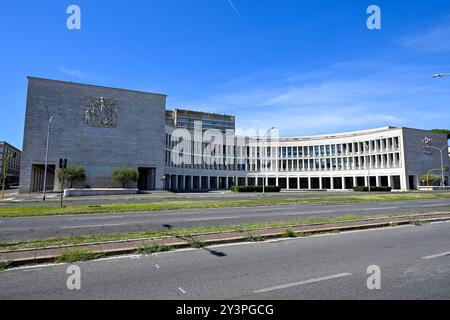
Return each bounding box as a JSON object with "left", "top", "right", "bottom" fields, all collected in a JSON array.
[{"left": 1, "top": 0, "right": 450, "bottom": 148}]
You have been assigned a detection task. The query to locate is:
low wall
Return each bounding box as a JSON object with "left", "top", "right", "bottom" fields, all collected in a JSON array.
[
  {"left": 64, "top": 188, "right": 139, "bottom": 197},
  {"left": 418, "top": 186, "right": 450, "bottom": 191}
]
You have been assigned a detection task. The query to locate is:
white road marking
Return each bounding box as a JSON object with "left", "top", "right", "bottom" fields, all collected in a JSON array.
[
  {"left": 96, "top": 254, "right": 141, "bottom": 262},
  {"left": 422, "top": 251, "right": 450, "bottom": 260},
  {"left": 186, "top": 216, "right": 236, "bottom": 222},
  {"left": 421, "top": 204, "right": 449, "bottom": 208},
  {"left": 303, "top": 210, "right": 334, "bottom": 214},
  {"left": 361, "top": 207, "right": 398, "bottom": 211},
  {"left": 254, "top": 273, "right": 352, "bottom": 294},
  {"left": 155, "top": 264, "right": 160, "bottom": 269},
  {"left": 60, "top": 223, "right": 127, "bottom": 229},
  {"left": 67, "top": 216, "right": 126, "bottom": 221},
  {"left": 178, "top": 287, "right": 186, "bottom": 294},
  {"left": 5, "top": 263, "right": 65, "bottom": 272}
]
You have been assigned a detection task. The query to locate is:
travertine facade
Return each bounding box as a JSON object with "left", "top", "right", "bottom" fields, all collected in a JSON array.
[
  {"left": 20, "top": 77, "right": 166, "bottom": 193},
  {"left": 19, "top": 77, "right": 450, "bottom": 193}
]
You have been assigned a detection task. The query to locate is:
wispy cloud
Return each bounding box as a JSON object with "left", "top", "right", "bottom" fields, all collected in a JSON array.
[
  {"left": 175, "top": 58, "right": 450, "bottom": 136},
  {"left": 225, "top": 0, "right": 241, "bottom": 18},
  {"left": 57, "top": 67, "right": 110, "bottom": 81},
  {"left": 401, "top": 20, "right": 450, "bottom": 53}
]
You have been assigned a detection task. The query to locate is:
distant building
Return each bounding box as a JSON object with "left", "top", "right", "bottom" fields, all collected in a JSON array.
[
  {"left": 0, "top": 141, "right": 21, "bottom": 188},
  {"left": 166, "top": 108, "right": 235, "bottom": 132}
]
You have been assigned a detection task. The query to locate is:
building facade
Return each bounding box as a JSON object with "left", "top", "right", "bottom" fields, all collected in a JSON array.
[
  {"left": 19, "top": 78, "right": 450, "bottom": 193},
  {"left": 165, "top": 108, "right": 235, "bottom": 132},
  {"left": 20, "top": 77, "right": 166, "bottom": 193},
  {"left": 0, "top": 141, "right": 21, "bottom": 188}
]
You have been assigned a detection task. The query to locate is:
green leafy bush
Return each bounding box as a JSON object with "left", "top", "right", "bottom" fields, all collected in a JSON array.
[
  {"left": 353, "top": 186, "right": 392, "bottom": 192},
  {"left": 189, "top": 238, "right": 205, "bottom": 248},
  {"left": 137, "top": 243, "right": 172, "bottom": 254},
  {"left": 419, "top": 174, "right": 443, "bottom": 186},
  {"left": 112, "top": 167, "right": 138, "bottom": 188},
  {"left": 55, "top": 249, "right": 105, "bottom": 263},
  {"left": 246, "top": 232, "right": 264, "bottom": 242},
  {"left": 57, "top": 165, "right": 86, "bottom": 188},
  {"left": 283, "top": 228, "right": 297, "bottom": 238},
  {"left": 232, "top": 186, "right": 281, "bottom": 193}
]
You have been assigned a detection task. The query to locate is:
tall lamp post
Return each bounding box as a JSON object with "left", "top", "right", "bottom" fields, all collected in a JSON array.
[
  {"left": 428, "top": 145, "right": 447, "bottom": 191},
  {"left": 430, "top": 73, "right": 450, "bottom": 190},
  {"left": 423, "top": 137, "right": 447, "bottom": 191},
  {"left": 262, "top": 127, "right": 276, "bottom": 195},
  {"left": 42, "top": 115, "right": 54, "bottom": 202}
]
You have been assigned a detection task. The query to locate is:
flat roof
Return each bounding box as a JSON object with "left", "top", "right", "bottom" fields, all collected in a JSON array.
[
  {"left": 280, "top": 126, "right": 400, "bottom": 141},
  {"left": 171, "top": 108, "right": 235, "bottom": 119},
  {"left": 0, "top": 141, "right": 22, "bottom": 153},
  {"left": 27, "top": 77, "right": 167, "bottom": 97}
]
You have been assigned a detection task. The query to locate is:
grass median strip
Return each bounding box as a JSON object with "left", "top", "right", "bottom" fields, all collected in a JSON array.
[
  {"left": 1, "top": 215, "right": 365, "bottom": 251},
  {"left": 1, "top": 212, "right": 442, "bottom": 252},
  {"left": 55, "top": 249, "right": 106, "bottom": 263},
  {"left": 1, "top": 193, "right": 450, "bottom": 218}
]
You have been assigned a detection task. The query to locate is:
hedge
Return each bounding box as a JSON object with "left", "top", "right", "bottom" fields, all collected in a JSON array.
[
  {"left": 353, "top": 186, "right": 392, "bottom": 192},
  {"left": 231, "top": 186, "right": 282, "bottom": 193}
]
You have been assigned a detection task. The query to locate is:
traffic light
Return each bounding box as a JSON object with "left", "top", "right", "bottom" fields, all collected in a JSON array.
[{"left": 59, "top": 158, "right": 68, "bottom": 169}]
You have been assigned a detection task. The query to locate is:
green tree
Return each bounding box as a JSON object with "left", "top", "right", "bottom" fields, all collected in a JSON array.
[
  {"left": 431, "top": 129, "right": 450, "bottom": 140},
  {"left": 112, "top": 167, "right": 138, "bottom": 188},
  {"left": 419, "top": 174, "right": 443, "bottom": 186},
  {"left": 57, "top": 165, "right": 86, "bottom": 188}
]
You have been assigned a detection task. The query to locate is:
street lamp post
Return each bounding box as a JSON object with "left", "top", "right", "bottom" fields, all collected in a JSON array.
[
  {"left": 42, "top": 116, "right": 54, "bottom": 202},
  {"left": 427, "top": 145, "right": 448, "bottom": 191},
  {"left": 430, "top": 73, "right": 450, "bottom": 190},
  {"left": 262, "top": 127, "right": 276, "bottom": 195}
]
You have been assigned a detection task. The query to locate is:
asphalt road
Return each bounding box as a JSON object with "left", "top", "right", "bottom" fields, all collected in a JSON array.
[
  {"left": 1, "top": 198, "right": 450, "bottom": 243},
  {"left": 0, "top": 191, "right": 435, "bottom": 207},
  {"left": 1, "top": 221, "right": 449, "bottom": 300}
]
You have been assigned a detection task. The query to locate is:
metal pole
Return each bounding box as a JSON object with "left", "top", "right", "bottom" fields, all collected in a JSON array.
[
  {"left": 365, "top": 142, "right": 371, "bottom": 192},
  {"left": 440, "top": 148, "right": 445, "bottom": 191},
  {"left": 262, "top": 127, "right": 276, "bottom": 195},
  {"left": 428, "top": 145, "right": 447, "bottom": 191},
  {"left": 42, "top": 116, "right": 53, "bottom": 202}
]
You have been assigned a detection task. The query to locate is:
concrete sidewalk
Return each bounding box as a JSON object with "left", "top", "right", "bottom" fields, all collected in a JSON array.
[{"left": 1, "top": 212, "right": 450, "bottom": 267}]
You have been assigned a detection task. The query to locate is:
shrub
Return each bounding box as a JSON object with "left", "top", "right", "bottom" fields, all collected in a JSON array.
[
  {"left": 57, "top": 165, "right": 86, "bottom": 188},
  {"left": 232, "top": 186, "right": 281, "bottom": 193},
  {"left": 189, "top": 239, "right": 205, "bottom": 248},
  {"left": 112, "top": 167, "right": 139, "bottom": 188},
  {"left": 283, "top": 228, "right": 297, "bottom": 238},
  {"left": 246, "top": 232, "right": 264, "bottom": 242},
  {"left": 419, "top": 174, "right": 443, "bottom": 186},
  {"left": 55, "top": 249, "right": 105, "bottom": 263},
  {"left": 0, "top": 261, "right": 13, "bottom": 272},
  {"left": 353, "top": 186, "right": 392, "bottom": 192},
  {"left": 137, "top": 243, "right": 172, "bottom": 255}
]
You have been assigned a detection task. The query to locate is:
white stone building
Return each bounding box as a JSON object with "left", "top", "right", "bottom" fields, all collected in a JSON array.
[{"left": 19, "top": 78, "right": 450, "bottom": 193}]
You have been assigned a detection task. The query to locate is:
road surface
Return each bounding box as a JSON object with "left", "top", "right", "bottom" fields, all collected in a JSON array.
[
  {"left": 1, "top": 221, "right": 449, "bottom": 299},
  {"left": 1, "top": 198, "right": 450, "bottom": 242}
]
